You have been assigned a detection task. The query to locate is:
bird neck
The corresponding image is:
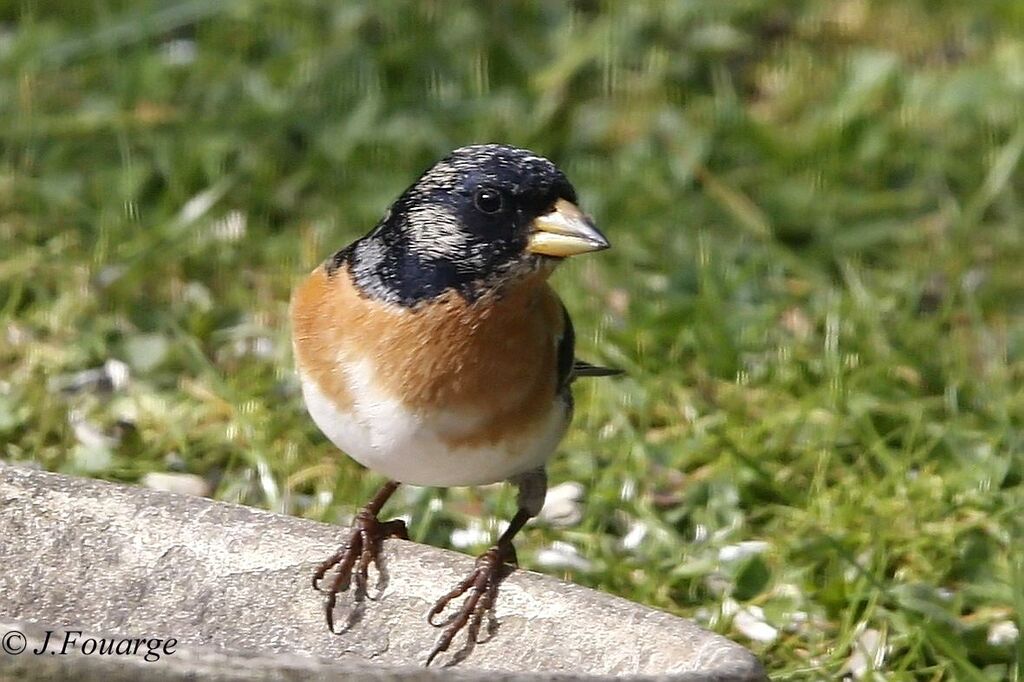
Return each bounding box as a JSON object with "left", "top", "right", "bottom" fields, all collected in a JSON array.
[{"left": 337, "top": 232, "right": 555, "bottom": 309}]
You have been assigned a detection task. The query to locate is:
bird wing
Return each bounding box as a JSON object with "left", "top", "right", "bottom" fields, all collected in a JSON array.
[{"left": 556, "top": 304, "right": 622, "bottom": 394}]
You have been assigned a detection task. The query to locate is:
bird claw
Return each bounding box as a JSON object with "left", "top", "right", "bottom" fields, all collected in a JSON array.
[
  {"left": 313, "top": 508, "right": 408, "bottom": 632},
  {"left": 424, "top": 542, "right": 517, "bottom": 666}
]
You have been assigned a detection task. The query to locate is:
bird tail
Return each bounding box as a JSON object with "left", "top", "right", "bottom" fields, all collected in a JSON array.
[{"left": 572, "top": 360, "right": 624, "bottom": 378}]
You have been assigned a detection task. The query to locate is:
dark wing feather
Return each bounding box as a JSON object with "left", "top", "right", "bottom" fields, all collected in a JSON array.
[
  {"left": 556, "top": 305, "right": 623, "bottom": 395},
  {"left": 556, "top": 305, "right": 576, "bottom": 394}
]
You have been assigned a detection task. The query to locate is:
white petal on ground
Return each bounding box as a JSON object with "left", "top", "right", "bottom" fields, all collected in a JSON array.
[
  {"left": 619, "top": 477, "right": 637, "bottom": 501},
  {"left": 723, "top": 599, "right": 779, "bottom": 643},
  {"left": 537, "top": 481, "right": 584, "bottom": 527},
  {"left": 535, "top": 541, "right": 593, "bottom": 572},
  {"left": 718, "top": 540, "right": 770, "bottom": 563},
  {"left": 843, "top": 627, "right": 886, "bottom": 679},
  {"left": 177, "top": 184, "right": 227, "bottom": 225},
  {"left": 620, "top": 520, "right": 649, "bottom": 551},
  {"left": 161, "top": 39, "right": 197, "bottom": 66},
  {"left": 69, "top": 410, "right": 119, "bottom": 449},
  {"left": 71, "top": 444, "right": 113, "bottom": 473},
  {"left": 987, "top": 620, "right": 1019, "bottom": 646},
  {"left": 210, "top": 210, "right": 248, "bottom": 242},
  {"left": 104, "top": 359, "right": 131, "bottom": 391},
  {"left": 450, "top": 521, "right": 492, "bottom": 549},
  {"left": 142, "top": 472, "right": 211, "bottom": 498},
  {"left": 48, "top": 360, "right": 131, "bottom": 395}
]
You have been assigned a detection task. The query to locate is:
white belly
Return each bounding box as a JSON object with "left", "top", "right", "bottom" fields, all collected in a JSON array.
[{"left": 298, "top": 361, "right": 570, "bottom": 487}]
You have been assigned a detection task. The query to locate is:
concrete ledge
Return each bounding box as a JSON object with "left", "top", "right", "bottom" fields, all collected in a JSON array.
[{"left": 0, "top": 465, "right": 765, "bottom": 680}]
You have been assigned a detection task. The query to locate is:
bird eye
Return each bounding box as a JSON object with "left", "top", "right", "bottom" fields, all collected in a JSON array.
[{"left": 474, "top": 187, "right": 503, "bottom": 214}]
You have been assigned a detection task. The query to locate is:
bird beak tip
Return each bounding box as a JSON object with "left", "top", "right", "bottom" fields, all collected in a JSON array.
[{"left": 527, "top": 199, "right": 609, "bottom": 258}]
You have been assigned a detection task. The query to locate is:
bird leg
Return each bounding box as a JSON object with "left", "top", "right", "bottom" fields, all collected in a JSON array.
[
  {"left": 425, "top": 507, "right": 529, "bottom": 666},
  {"left": 312, "top": 480, "right": 408, "bottom": 633},
  {"left": 425, "top": 467, "right": 547, "bottom": 666}
]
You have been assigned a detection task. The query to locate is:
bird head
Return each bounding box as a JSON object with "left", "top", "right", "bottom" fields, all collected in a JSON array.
[{"left": 346, "top": 144, "right": 609, "bottom": 305}]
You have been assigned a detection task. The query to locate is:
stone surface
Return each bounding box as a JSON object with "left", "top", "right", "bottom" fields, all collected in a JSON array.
[{"left": 0, "top": 465, "right": 765, "bottom": 680}]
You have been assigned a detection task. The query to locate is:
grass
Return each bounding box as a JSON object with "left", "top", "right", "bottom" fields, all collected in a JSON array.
[{"left": 2, "top": 1, "right": 1023, "bottom": 678}]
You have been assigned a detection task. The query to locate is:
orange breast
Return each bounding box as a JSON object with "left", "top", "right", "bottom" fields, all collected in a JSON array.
[{"left": 290, "top": 262, "right": 566, "bottom": 449}]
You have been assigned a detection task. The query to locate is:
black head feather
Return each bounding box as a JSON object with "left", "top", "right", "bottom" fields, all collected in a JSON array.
[{"left": 331, "top": 144, "right": 579, "bottom": 306}]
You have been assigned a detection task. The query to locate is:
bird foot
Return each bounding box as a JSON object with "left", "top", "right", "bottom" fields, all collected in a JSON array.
[
  {"left": 312, "top": 507, "right": 409, "bottom": 633},
  {"left": 425, "top": 542, "right": 518, "bottom": 666}
]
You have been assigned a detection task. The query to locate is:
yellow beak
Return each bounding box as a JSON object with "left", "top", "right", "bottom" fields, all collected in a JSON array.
[{"left": 527, "top": 199, "right": 609, "bottom": 257}]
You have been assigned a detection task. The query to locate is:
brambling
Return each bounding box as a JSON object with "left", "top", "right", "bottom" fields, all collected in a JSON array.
[{"left": 290, "top": 144, "right": 618, "bottom": 665}]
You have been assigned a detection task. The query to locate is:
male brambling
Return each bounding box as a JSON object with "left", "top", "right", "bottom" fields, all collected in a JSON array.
[{"left": 290, "top": 144, "right": 618, "bottom": 665}]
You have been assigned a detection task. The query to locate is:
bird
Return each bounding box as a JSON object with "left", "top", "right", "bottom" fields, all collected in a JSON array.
[{"left": 290, "top": 143, "right": 619, "bottom": 665}]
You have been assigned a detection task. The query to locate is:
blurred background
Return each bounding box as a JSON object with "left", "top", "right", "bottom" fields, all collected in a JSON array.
[{"left": 2, "top": 1, "right": 1023, "bottom": 677}]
